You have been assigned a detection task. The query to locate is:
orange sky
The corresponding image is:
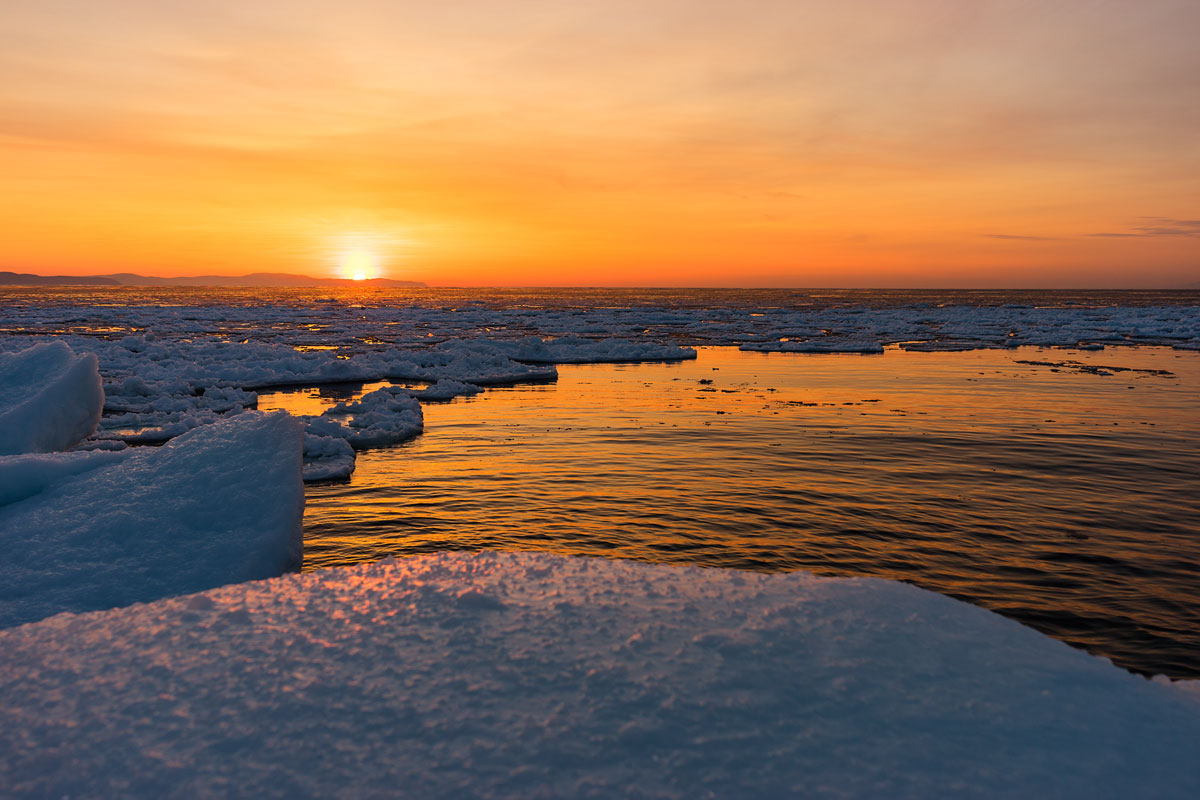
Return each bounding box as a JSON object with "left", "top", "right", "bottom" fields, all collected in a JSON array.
[{"left": 1, "top": 1, "right": 1197, "bottom": 287}]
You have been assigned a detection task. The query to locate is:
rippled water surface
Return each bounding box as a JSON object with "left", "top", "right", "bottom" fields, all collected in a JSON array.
[{"left": 266, "top": 346, "right": 1200, "bottom": 678}]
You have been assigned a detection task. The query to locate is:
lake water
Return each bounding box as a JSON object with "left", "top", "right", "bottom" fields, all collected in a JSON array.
[{"left": 263, "top": 345, "right": 1200, "bottom": 679}]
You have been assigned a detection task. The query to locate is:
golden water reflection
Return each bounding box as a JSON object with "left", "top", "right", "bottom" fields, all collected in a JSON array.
[{"left": 263, "top": 346, "right": 1200, "bottom": 678}]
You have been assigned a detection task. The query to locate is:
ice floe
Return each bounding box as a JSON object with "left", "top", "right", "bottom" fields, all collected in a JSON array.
[
  {"left": 0, "top": 333, "right": 702, "bottom": 477},
  {"left": 0, "top": 341, "right": 103, "bottom": 454},
  {"left": 0, "top": 412, "right": 304, "bottom": 629},
  {"left": 300, "top": 387, "right": 424, "bottom": 480},
  {"left": 0, "top": 551, "right": 1196, "bottom": 797},
  {"left": 4, "top": 298, "right": 1198, "bottom": 353}
]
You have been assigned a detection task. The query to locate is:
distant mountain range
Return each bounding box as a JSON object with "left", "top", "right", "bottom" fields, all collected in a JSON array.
[{"left": 0, "top": 271, "right": 426, "bottom": 288}]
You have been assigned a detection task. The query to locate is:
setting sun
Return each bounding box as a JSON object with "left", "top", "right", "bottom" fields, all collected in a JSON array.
[{"left": 338, "top": 247, "right": 379, "bottom": 281}]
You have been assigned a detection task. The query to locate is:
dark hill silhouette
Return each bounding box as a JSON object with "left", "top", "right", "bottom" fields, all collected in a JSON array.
[{"left": 1, "top": 271, "right": 426, "bottom": 288}]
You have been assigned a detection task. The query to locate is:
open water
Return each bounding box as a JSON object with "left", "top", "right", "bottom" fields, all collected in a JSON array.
[{"left": 260, "top": 343, "right": 1200, "bottom": 679}]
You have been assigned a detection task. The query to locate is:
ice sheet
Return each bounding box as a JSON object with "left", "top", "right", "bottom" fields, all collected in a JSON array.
[
  {"left": 0, "top": 412, "right": 305, "bottom": 629},
  {"left": 0, "top": 551, "right": 1196, "bottom": 798},
  {"left": 0, "top": 341, "right": 103, "bottom": 454}
]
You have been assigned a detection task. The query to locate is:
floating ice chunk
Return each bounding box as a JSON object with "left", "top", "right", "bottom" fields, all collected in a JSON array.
[
  {"left": 0, "top": 411, "right": 304, "bottom": 629},
  {"left": 302, "top": 433, "right": 357, "bottom": 482},
  {"left": 408, "top": 379, "right": 483, "bottom": 401},
  {"left": 0, "top": 551, "right": 1197, "bottom": 796},
  {"left": 380, "top": 340, "right": 559, "bottom": 385},
  {"left": 304, "top": 386, "right": 424, "bottom": 450},
  {"left": 0, "top": 341, "right": 103, "bottom": 454}
]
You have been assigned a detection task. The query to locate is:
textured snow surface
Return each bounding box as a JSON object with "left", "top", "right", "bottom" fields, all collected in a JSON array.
[
  {"left": 0, "top": 341, "right": 103, "bottom": 454},
  {"left": 0, "top": 412, "right": 305, "bottom": 629},
  {"left": 1, "top": 551, "right": 1196, "bottom": 799},
  {"left": 0, "top": 449, "right": 130, "bottom": 506}
]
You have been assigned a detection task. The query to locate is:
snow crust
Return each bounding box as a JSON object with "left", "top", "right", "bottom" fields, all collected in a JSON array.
[
  {"left": 0, "top": 550, "right": 1196, "bottom": 798},
  {"left": 0, "top": 412, "right": 305, "bottom": 630},
  {"left": 0, "top": 341, "right": 103, "bottom": 454}
]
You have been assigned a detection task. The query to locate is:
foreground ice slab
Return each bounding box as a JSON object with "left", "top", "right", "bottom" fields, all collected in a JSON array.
[
  {"left": 0, "top": 341, "right": 103, "bottom": 454},
  {"left": 0, "top": 412, "right": 304, "bottom": 629},
  {"left": 1, "top": 552, "right": 1195, "bottom": 798}
]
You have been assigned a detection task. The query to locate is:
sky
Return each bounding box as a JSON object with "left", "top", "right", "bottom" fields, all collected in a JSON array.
[{"left": 1, "top": 0, "right": 1197, "bottom": 287}]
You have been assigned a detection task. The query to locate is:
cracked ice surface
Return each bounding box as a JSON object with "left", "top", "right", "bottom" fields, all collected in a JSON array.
[{"left": 0, "top": 551, "right": 1196, "bottom": 798}]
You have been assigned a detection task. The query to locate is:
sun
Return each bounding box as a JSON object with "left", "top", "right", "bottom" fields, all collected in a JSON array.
[{"left": 338, "top": 247, "right": 379, "bottom": 281}]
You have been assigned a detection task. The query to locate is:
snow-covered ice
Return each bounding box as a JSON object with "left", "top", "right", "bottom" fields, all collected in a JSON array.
[
  {"left": 300, "top": 386, "right": 424, "bottom": 480},
  {"left": 4, "top": 298, "right": 1198, "bottom": 354},
  {"left": 0, "top": 341, "right": 103, "bottom": 454},
  {"left": 0, "top": 551, "right": 1196, "bottom": 798},
  {"left": 0, "top": 412, "right": 305, "bottom": 629},
  {"left": 0, "top": 448, "right": 130, "bottom": 506}
]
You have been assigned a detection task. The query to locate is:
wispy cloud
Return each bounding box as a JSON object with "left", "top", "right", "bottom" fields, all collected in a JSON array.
[
  {"left": 1089, "top": 218, "right": 1200, "bottom": 238},
  {"left": 984, "top": 234, "right": 1059, "bottom": 241},
  {"left": 1133, "top": 218, "right": 1200, "bottom": 237}
]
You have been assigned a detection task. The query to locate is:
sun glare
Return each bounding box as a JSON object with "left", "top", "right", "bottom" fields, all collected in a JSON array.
[{"left": 338, "top": 247, "right": 379, "bottom": 281}]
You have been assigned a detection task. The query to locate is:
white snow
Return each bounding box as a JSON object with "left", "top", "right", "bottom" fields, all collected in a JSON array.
[
  {"left": 0, "top": 341, "right": 103, "bottom": 454},
  {"left": 0, "top": 412, "right": 305, "bottom": 630},
  {"left": 0, "top": 550, "right": 1196, "bottom": 798}
]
